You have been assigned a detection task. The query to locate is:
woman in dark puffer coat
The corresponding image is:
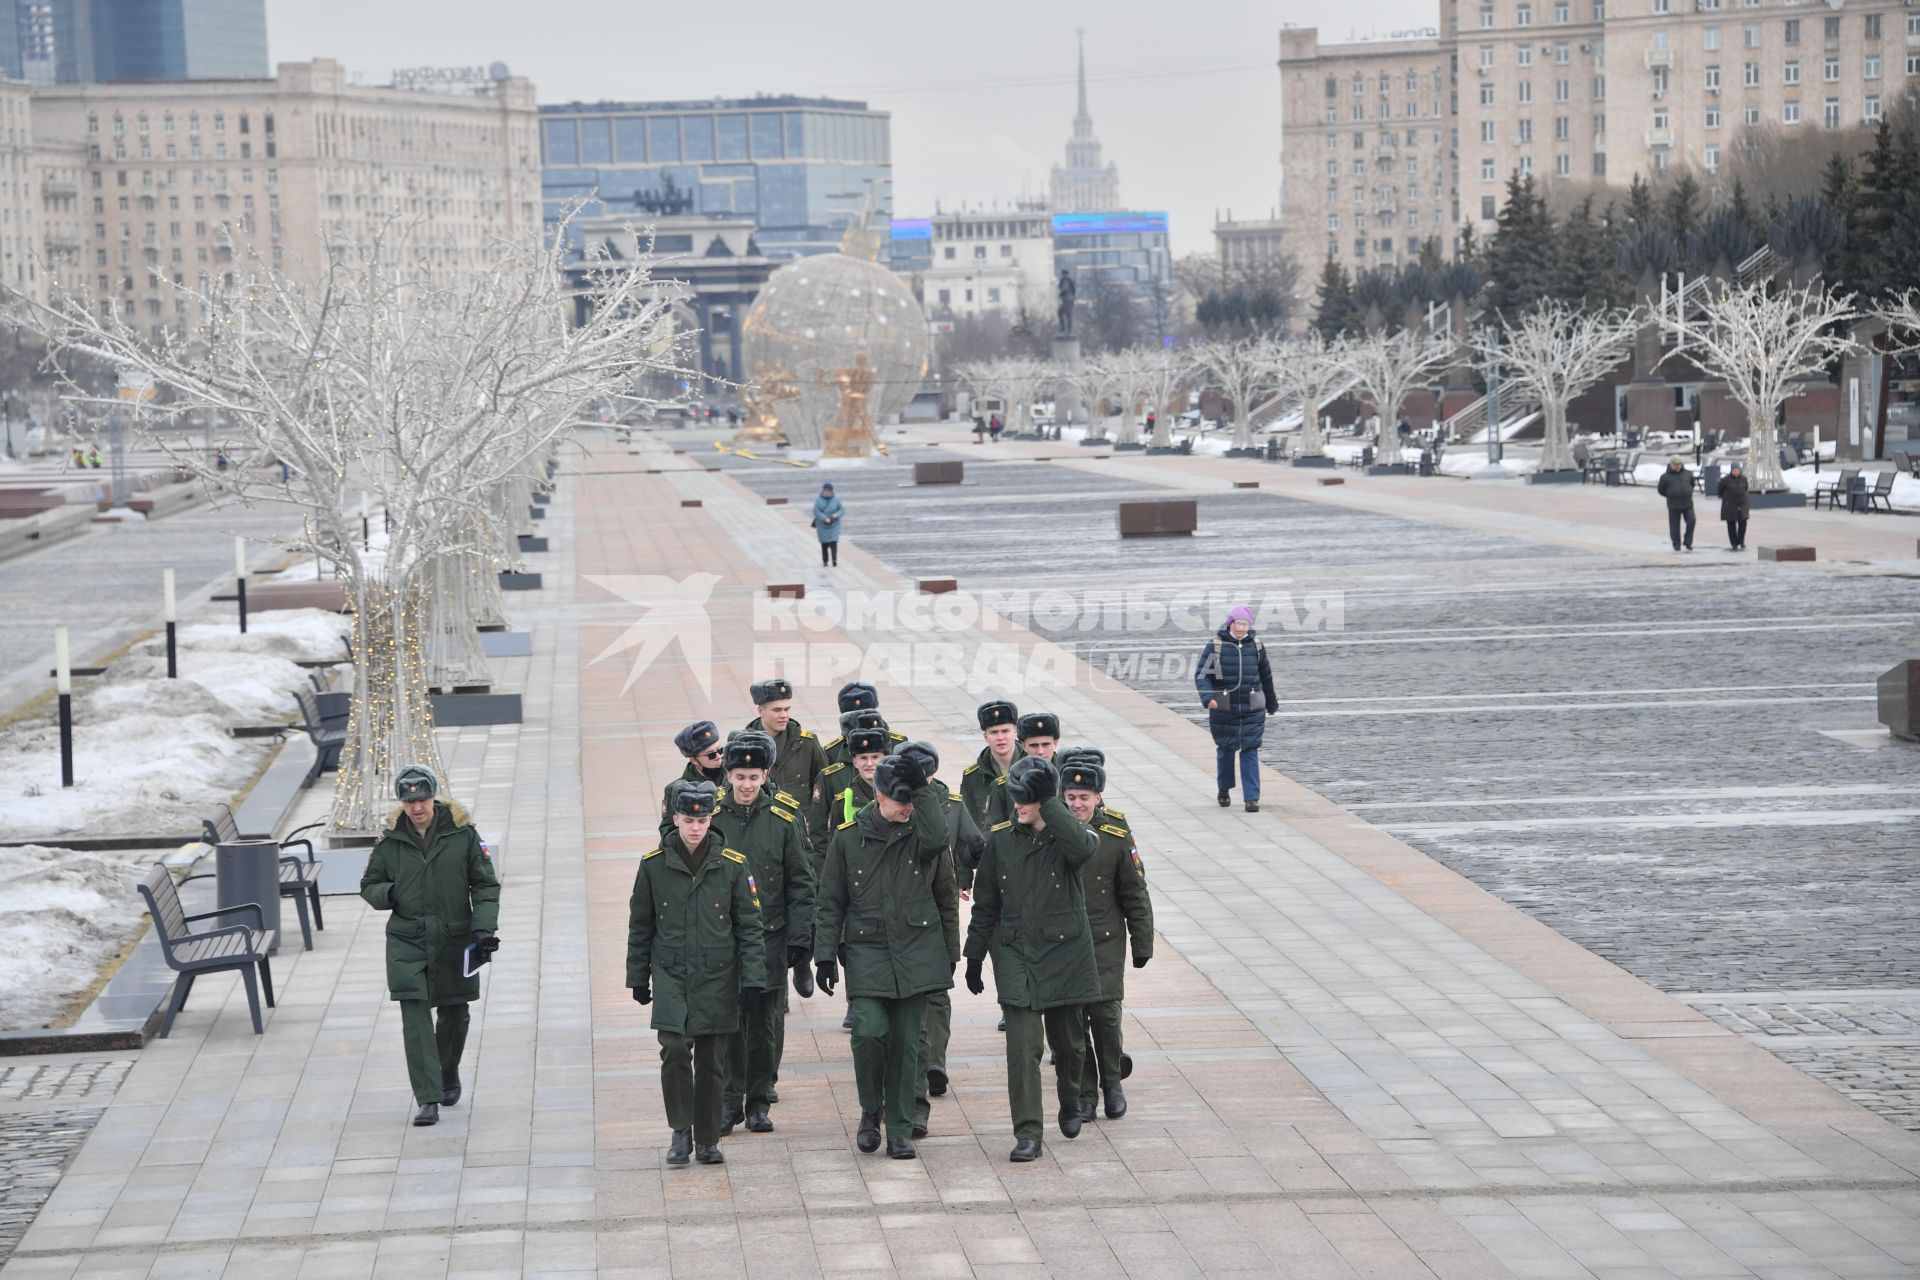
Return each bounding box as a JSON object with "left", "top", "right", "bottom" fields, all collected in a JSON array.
[{"left": 1194, "top": 604, "right": 1278, "bottom": 812}]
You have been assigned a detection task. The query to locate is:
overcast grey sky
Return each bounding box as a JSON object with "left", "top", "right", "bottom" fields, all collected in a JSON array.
[{"left": 267, "top": 0, "right": 1435, "bottom": 258}]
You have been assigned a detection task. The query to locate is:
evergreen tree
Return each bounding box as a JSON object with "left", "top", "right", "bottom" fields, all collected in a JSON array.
[
  {"left": 1313, "top": 257, "right": 1356, "bottom": 339},
  {"left": 1458, "top": 222, "right": 1482, "bottom": 267},
  {"left": 1552, "top": 197, "right": 1621, "bottom": 309},
  {"left": 1485, "top": 171, "right": 1557, "bottom": 320},
  {"left": 1624, "top": 174, "right": 1658, "bottom": 231},
  {"left": 1418, "top": 236, "right": 1446, "bottom": 274},
  {"left": 1728, "top": 179, "right": 1762, "bottom": 244},
  {"left": 1661, "top": 172, "right": 1704, "bottom": 261},
  {"left": 1820, "top": 155, "right": 1863, "bottom": 289}
]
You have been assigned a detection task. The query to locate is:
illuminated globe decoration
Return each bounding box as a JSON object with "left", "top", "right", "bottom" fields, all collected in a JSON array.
[{"left": 741, "top": 253, "right": 929, "bottom": 451}]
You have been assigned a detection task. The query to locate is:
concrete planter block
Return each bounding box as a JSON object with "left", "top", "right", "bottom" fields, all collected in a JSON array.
[
  {"left": 517, "top": 535, "right": 548, "bottom": 553},
  {"left": 768, "top": 583, "right": 805, "bottom": 599},
  {"left": 681, "top": 499, "right": 702, "bottom": 508},
  {"left": 1291, "top": 456, "right": 1337, "bottom": 468},
  {"left": 430, "top": 692, "right": 524, "bottom": 726},
  {"left": 1117, "top": 500, "right": 1197, "bottom": 537},
  {"left": 529, "top": 506, "right": 546, "bottom": 520},
  {"left": 1749, "top": 491, "right": 1808, "bottom": 509},
  {"left": 1233, "top": 480, "right": 1260, "bottom": 489},
  {"left": 918, "top": 579, "right": 958, "bottom": 595},
  {"left": 1528, "top": 469, "right": 1586, "bottom": 484},
  {"left": 499, "top": 571, "right": 543, "bottom": 590},
  {"left": 1319, "top": 477, "right": 1345, "bottom": 486},
  {"left": 1758, "top": 546, "right": 1815, "bottom": 562},
  {"left": 479, "top": 631, "right": 532, "bottom": 658},
  {"left": 1365, "top": 463, "right": 1415, "bottom": 476},
  {"left": 1877, "top": 659, "right": 1920, "bottom": 740},
  {"left": 913, "top": 461, "right": 964, "bottom": 485}
]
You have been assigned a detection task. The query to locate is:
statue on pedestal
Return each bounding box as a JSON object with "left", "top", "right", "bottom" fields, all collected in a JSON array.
[{"left": 1056, "top": 270, "right": 1077, "bottom": 336}]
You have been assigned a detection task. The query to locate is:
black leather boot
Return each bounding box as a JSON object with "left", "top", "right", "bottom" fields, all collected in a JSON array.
[
  {"left": 1058, "top": 1105, "right": 1083, "bottom": 1139},
  {"left": 440, "top": 1080, "right": 461, "bottom": 1108},
  {"left": 1103, "top": 1084, "right": 1128, "bottom": 1119},
  {"left": 745, "top": 1103, "right": 773, "bottom": 1133},
  {"left": 927, "top": 1066, "right": 948, "bottom": 1097},
  {"left": 887, "top": 1135, "right": 917, "bottom": 1160},
  {"left": 1010, "top": 1137, "right": 1043, "bottom": 1162},
  {"left": 1078, "top": 1099, "right": 1096, "bottom": 1123},
  {"left": 720, "top": 1099, "right": 744, "bottom": 1136},
  {"left": 666, "top": 1128, "right": 692, "bottom": 1167},
  {"left": 695, "top": 1142, "right": 725, "bottom": 1165},
  {"left": 912, "top": 1099, "right": 930, "bottom": 1139},
  {"left": 856, "top": 1109, "right": 882, "bottom": 1153},
  {"left": 412, "top": 1102, "right": 438, "bottom": 1127}
]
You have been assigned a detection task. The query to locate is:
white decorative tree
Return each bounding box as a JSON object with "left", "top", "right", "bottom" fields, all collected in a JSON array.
[
  {"left": 1193, "top": 336, "right": 1277, "bottom": 451},
  {"left": 1137, "top": 347, "right": 1189, "bottom": 448},
  {"left": 1332, "top": 327, "right": 1452, "bottom": 465},
  {"left": 1663, "top": 280, "right": 1856, "bottom": 492},
  {"left": 13, "top": 213, "right": 694, "bottom": 831},
  {"left": 1274, "top": 333, "right": 1352, "bottom": 460},
  {"left": 1474, "top": 302, "right": 1639, "bottom": 474}
]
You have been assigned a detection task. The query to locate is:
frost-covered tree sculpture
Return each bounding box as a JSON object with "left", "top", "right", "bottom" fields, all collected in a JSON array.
[
  {"left": 1274, "top": 333, "right": 1352, "bottom": 460},
  {"left": 1663, "top": 280, "right": 1855, "bottom": 492},
  {"left": 1475, "top": 302, "right": 1639, "bottom": 474},
  {"left": 1137, "top": 348, "right": 1189, "bottom": 448},
  {"left": 1193, "top": 336, "right": 1277, "bottom": 451},
  {"left": 14, "top": 214, "right": 693, "bottom": 831},
  {"left": 1332, "top": 327, "right": 1451, "bottom": 465}
]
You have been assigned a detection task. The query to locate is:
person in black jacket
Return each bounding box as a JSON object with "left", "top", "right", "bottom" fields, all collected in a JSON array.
[
  {"left": 1194, "top": 604, "right": 1279, "bottom": 813},
  {"left": 1656, "top": 456, "right": 1697, "bottom": 551},
  {"left": 1719, "top": 461, "right": 1750, "bottom": 551}
]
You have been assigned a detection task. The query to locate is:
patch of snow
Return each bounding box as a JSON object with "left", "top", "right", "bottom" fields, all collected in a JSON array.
[
  {"left": 0, "top": 845, "right": 148, "bottom": 1030},
  {"left": 170, "top": 607, "right": 349, "bottom": 663}
]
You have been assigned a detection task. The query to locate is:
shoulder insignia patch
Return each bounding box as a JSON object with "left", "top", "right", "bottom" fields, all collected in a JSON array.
[
  {"left": 890, "top": 731, "right": 906, "bottom": 743},
  {"left": 771, "top": 806, "right": 795, "bottom": 822},
  {"left": 775, "top": 790, "right": 801, "bottom": 808},
  {"left": 746, "top": 872, "right": 761, "bottom": 909},
  {"left": 990, "top": 819, "right": 1013, "bottom": 832},
  {"left": 822, "top": 761, "right": 845, "bottom": 776},
  {"left": 823, "top": 735, "right": 844, "bottom": 750},
  {"left": 992, "top": 774, "right": 1006, "bottom": 788},
  {"left": 1100, "top": 806, "right": 1126, "bottom": 820},
  {"left": 837, "top": 817, "right": 857, "bottom": 830},
  {"left": 1098, "top": 823, "right": 1129, "bottom": 838},
  {"left": 1131, "top": 847, "right": 1146, "bottom": 876},
  {"left": 963, "top": 761, "right": 980, "bottom": 776},
  {"left": 641, "top": 848, "right": 663, "bottom": 861},
  {"left": 799, "top": 728, "right": 815, "bottom": 739},
  {"left": 721, "top": 847, "right": 747, "bottom": 864}
]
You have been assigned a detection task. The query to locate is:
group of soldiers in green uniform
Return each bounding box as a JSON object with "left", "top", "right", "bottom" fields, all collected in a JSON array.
[{"left": 625, "top": 679, "right": 1154, "bottom": 1165}]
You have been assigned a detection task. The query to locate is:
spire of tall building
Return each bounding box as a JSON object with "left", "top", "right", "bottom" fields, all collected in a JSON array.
[{"left": 1050, "top": 30, "right": 1121, "bottom": 214}]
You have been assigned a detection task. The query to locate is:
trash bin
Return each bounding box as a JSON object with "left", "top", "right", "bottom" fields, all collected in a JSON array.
[
  {"left": 216, "top": 840, "right": 282, "bottom": 954},
  {"left": 1702, "top": 462, "right": 1722, "bottom": 498}
]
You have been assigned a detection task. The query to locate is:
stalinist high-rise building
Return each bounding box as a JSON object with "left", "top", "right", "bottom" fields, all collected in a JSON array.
[{"left": 1049, "top": 32, "right": 1121, "bottom": 214}]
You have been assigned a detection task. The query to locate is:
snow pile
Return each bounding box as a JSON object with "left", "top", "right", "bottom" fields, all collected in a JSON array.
[
  {"left": 0, "top": 845, "right": 149, "bottom": 1030},
  {"left": 171, "top": 607, "right": 349, "bottom": 662}
]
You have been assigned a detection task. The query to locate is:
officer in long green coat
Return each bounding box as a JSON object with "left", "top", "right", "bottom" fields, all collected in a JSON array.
[
  {"left": 658, "top": 720, "right": 726, "bottom": 841},
  {"left": 715, "top": 732, "right": 814, "bottom": 1135},
  {"left": 894, "top": 741, "right": 980, "bottom": 1135},
  {"left": 813, "top": 753, "right": 951, "bottom": 1160},
  {"left": 359, "top": 765, "right": 501, "bottom": 1127},
  {"left": 1060, "top": 754, "right": 1153, "bottom": 1122},
  {"left": 958, "top": 699, "right": 1020, "bottom": 886},
  {"left": 963, "top": 755, "right": 1099, "bottom": 1163},
  {"left": 627, "top": 781, "right": 767, "bottom": 1168},
  {"left": 743, "top": 678, "right": 828, "bottom": 820}
]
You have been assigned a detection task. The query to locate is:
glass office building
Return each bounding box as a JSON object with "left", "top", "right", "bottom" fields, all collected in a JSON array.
[
  {"left": 1, "top": 0, "right": 267, "bottom": 82},
  {"left": 540, "top": 96, "right": 891, "bottom": 259}
]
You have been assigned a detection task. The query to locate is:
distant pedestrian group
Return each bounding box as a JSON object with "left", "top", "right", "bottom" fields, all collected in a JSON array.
[{"left": 1657, "top": 456, "right": 1751, "bottom": 552}]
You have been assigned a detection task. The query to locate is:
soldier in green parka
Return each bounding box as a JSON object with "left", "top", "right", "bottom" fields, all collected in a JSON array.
[
  {"left": 743, "top": 678, "right": 827, "bottom": 818},
  {"left": 714, "top": 732, "right": 814, "bottom": 1136},
  {"left": 628, "top": 781, "right": 767, "bottom": 1168},
  {"left": 359, "top": 765, "right": 501, "bottom": 1128},
  {"left": 658, "top": 720, "right": 727, "bottom": 842},
  {"left": 819, "top": 683, "right": 905, "bottom": 774},
  {"left": 963, "top": 755, "right": 1099, "bottom": 1163},
  {"left": 813, "top": 752, "right": 951, "bottom": 1160},
  {"left": 958, "top": 699, "right": 1020, "bottom": 886},
  {"left": 1060, "top": 753, "right": 1153, "bottom": 1122}
]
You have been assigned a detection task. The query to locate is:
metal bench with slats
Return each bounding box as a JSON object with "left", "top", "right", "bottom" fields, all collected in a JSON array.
[
  {"left": 291, "top": 686, "right": 345, "bottom": 786},
  {"left": 137, "top": 864, "right": 276, "bottom": 1037},
  {"left": 196, "top": 803, "right": 325, "bottom": 950}
]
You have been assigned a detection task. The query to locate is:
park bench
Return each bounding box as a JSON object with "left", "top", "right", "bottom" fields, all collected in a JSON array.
[
  {"left": 137, "top": 863, "right": 276, "bottom": 1037},
  {"left": 195, "top": 803, "right": 325, "bottom": 951},
  {"left": 1891, "top": 451, "right": 1914, "bottom": 478},
  {"left": 1813, "top": 468, "right": 1860, "bottom": 510},
  {"left": 291, "top": 686, "right": 345, "bottom": 785}
]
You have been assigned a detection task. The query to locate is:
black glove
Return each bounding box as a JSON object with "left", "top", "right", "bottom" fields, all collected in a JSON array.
[
  {"left": 632, "top": 982, "right": 651, "bottom": 1005},
  {"left": 787, "top": 945, "right": 809, "bottom": 970},
  {"left": 1266, "top": 704, "right": 1278, "bottom": 716},
  {"left": 891, "top": 753, "right": 928, "bottom": 791},
  {"left": 1133, "top": 955, "right": 1150, "bottom": 969},
  {"left": 793, "top": 961, "right": 815, "bottom": 999},
  {"left": 740, "top": 987, "right": 762, "bottom": 1014},
  {"left": 469, "top": 929, "right": 499, "bottom": 954},
  {"left": 815, "top": 960, "right": 838, "bottom": 996},
  {"left": 965, "top": 956, "right": 985, "bottom": 995}
]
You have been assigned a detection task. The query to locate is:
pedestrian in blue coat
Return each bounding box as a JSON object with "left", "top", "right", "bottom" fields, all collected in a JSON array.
[
  {"left": 812, "top": 483, "right": 844, "bottom": 567},
  {"left": 1194, "top": 604, "right": 1278, "bottom": 812}
]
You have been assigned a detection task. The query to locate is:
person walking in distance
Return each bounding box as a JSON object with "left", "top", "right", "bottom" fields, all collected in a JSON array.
[
  {"left": 1719, "top": 461, "right": 1750, "bottom": 551},
  {"left": 813, "top": 482, "right": 844, "bottom": 567},
  {"left": 964, "top": 756, "right": 1100, "bottom": 1163},
  {"left": 627, "top": 781, "right": 767, "bottom": 1167},
  {"left": 812, "top": 753, "right": 952, "bottom": 1160},
  {"left": 1195, "top": 604, "right": 1278, "bottom": 812},
  {"left": 714, "top": 733, "right": 814, "bottom": 1136},
  {"left": 359, "top": 765, "right": 501, "bottom": 1127},
  {"left": 1657, "top": 456, "right": 1697, "bottom": 552},
  {"left": 1058, "top": 755, "right": 1152, "bottom": 1122}
]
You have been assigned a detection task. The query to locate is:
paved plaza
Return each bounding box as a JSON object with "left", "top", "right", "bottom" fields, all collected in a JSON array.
[{"left": 4, "top": 425, "right": 1920, "bottom": 1277}]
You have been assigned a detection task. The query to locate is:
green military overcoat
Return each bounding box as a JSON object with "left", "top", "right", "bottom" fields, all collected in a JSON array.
[
  {"left": 813, "top": 783, "right": 953, "bottom": 1000},
  {"left": 744, "top": 715, "right": 829, "bottom": 813},
  {"left": 808, "top": 763, "right": 874, "bottom": 872},
  {"left": 963, "top": 795, "right": 1101, "bottom": 1011},
  {"left": 715, "top": 787, "right": 814, "bottom": 1000},
  {"left": 1082, "top": 805, "right": 1154, "bottom": 1001},
  {"left": 359, "top": 800, "right": 501, "bottom": 1005},
  {"left": 626, "top": 833, "right": 767, "bottom": 1036}
]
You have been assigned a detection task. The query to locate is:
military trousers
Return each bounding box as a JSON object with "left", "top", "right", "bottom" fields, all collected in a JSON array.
[
  {"left": 722, "top": 992, "right": 782, "bottom": 1109},
  {"left": 399, "top": 1001, "right": 469, "bottom": 1106},
  {"left": 915, "top": 987, "right": 953, "bottom": 1107},
  {"left": 849, "top": 994, "right": 926, "bottom": 1142},
  {"left": 1079, "top": 999, "right": 1125, "bottom": 1103},
  {"left": 658, "top": 1030, "right": 725, "bottom": 1145},
  {"left": 1002, "top": 1004, "right": 1086, "bottom": 1141}
]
